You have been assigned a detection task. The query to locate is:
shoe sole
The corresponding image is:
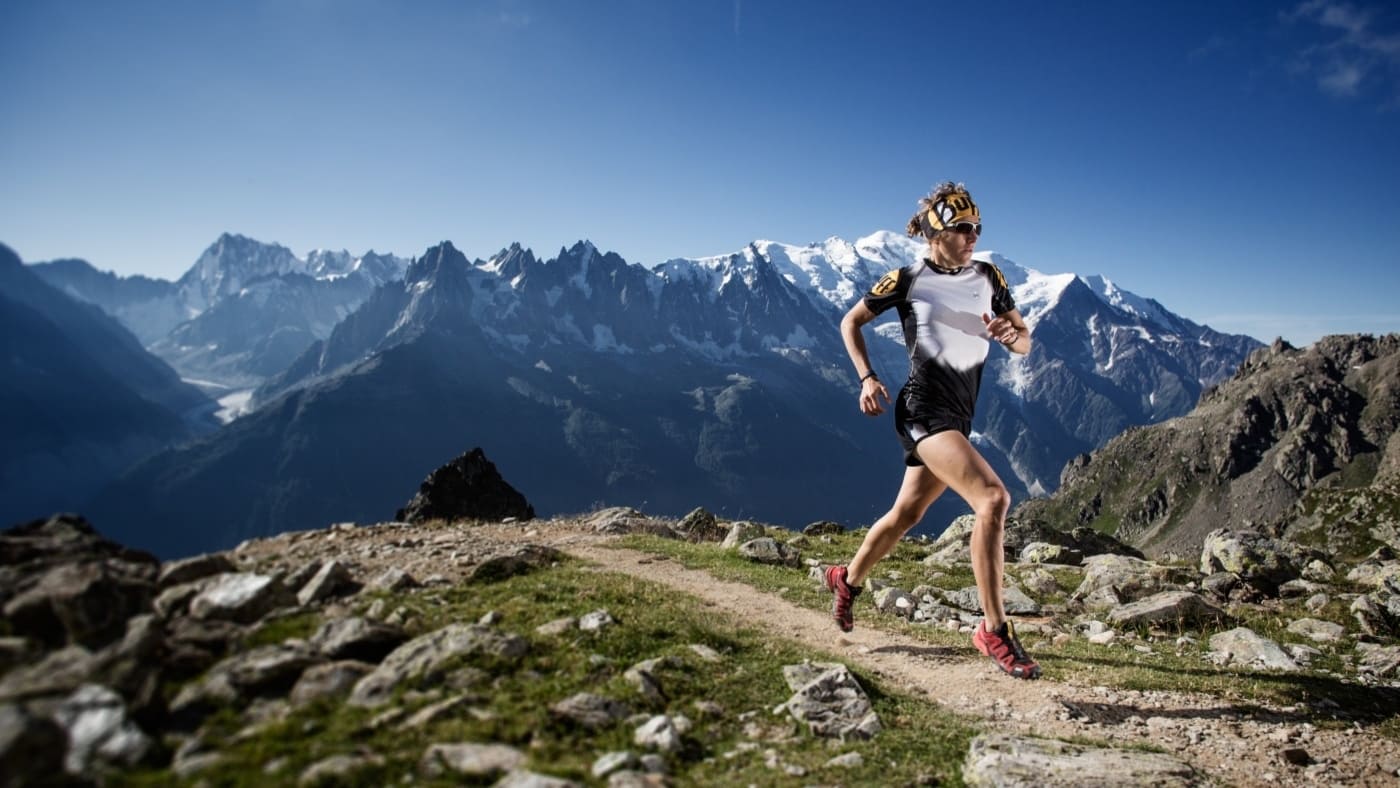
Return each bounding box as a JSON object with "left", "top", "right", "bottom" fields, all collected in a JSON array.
[{"left": 824, "top": 567, "right": 854, "bottom": 633}]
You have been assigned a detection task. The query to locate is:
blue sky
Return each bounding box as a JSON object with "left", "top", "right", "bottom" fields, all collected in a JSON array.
[{"left": 2, "top": 0, "right": 1398, "bottom": 345}]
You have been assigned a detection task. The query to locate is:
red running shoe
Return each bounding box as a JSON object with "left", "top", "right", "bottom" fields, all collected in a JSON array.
[
  {"left": 823, "top": 565, "right": 860, "bottom": 632},
  {"left": 973, "top": 620, "right": 1042, "bottom": 679}
]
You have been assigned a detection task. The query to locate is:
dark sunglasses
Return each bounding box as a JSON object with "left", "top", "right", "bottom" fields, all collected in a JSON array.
[{"left": 945, "top": 222, "right": 982, "bottom": 236}]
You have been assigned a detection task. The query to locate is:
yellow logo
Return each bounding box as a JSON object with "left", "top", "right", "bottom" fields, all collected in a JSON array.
[{"left": 872, "top": 269, "right": 900, "bottom": 296}]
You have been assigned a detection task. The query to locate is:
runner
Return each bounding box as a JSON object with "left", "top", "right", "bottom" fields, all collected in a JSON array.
[{"left": 826, "top": 181, "right": 1040, "bottom": 679}]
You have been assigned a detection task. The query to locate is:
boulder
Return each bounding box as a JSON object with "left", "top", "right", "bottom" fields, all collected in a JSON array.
[
  {"left": 420, "top": 742, "right": 526, "bottom": 778},
  {"left": 290, "top": 660, "right": 375, "bottom": 707},
  {"left": 1107, "top": 591, "right": 1225, "bottom": 630},
  {"left": 158, "top": 553, "right": 235, "bottom": 588},
  {"left": 737, "top": 538, "right": 801, "bottom": 568},
  {"left": 189, "top": 573, "right": 292, "bottom": 624},
  {"left": 468, "top": 545, "right": 564, "bottom": 583},
  {"left": 778, "top": 663, "right": 881, "bottom": 740},
  {"left": 395, "top": 447, "right": 535, "bottom": 523},
  {"left": 0, "top": 703, "right": 68, "bottom": 785},
  {"left": 3, "top": 560, "right": 157, "bottom": 650},
  {"left": 721, "top": 522, "right": 766, "bottom": 549},
  {"left": 1020, "top": 542, "right": 1084, "bottom": 566},
  {"left": 583, "top": 508, "right": 678, "bottom": 538},
  {"left": 674, "top": 508, "right": 727, "bottom": 542},
  {"left": 1286, "top": 618, "right": 1345, "bottom": 643},
  {"left": 1074, "top": 554, "right": 1185, "bottom": 607},
  {"left": 802, "top": 521, "right": 845, "bottom": 537},
  {"left": 296, "top": 560, "right": 360, "bottom": 606},
  {"left": 1200, "top": 529, "right": 1304, "bottom": 595},
  {"left": 549, "top": 693, "right": 631, "bottom": 730},
  {"left": 349, "top": 624, "right": 528, "bottom": 707},
  {"left": 52, "top": 684, "right": 152, "bottom": 775},
  {"left": 310, "top": 617, "right": 409, "bottom": 663},
  {"left": 1208, "top": 627, "right": 1300, "bottom": 672}
]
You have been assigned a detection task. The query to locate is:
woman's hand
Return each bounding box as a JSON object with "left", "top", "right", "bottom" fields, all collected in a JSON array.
[
  {"left": 860, "top": 377, "right": 890, "bottom": 416},
  {"left": 982, "top": 312, "right": 1020, "bottom": 346}
]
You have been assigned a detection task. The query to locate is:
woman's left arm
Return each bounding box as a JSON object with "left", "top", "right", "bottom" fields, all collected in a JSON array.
[{"left": 985, "top": 309, "right": 1032, "bottom": 355}]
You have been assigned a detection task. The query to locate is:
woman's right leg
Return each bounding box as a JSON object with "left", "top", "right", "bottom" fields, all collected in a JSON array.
[{"left": 847, "top": 464, "right": 946, "bottom": 585}]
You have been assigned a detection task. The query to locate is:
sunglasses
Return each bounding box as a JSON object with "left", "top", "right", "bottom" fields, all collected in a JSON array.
[{"left": 945, "top": 222, "right": 982, "bottom": 236}]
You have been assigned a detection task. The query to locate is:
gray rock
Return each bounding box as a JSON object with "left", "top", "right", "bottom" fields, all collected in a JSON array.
[
  {"left": 778, "top": 663, "right": 881, "bottom": 740},
  {"left": 494, "top": 771, "right": 582, "bottom": 788},
  {"left": 964, "top": 733, "right": 1203, "bottom": 787},
  {"left": 1351, "top": 583, "right": 1400, "bottom": 637},
  {"left": 366, "top": 567, "right": 418, "bottom": 592},
  {"left": 1200, "top": 529, "right": 1304, "bottom": 595},
  {"left": 296, "top": 560, "right": 359, "bottom": 606},
  {"left": 721, "top": 522, "right": 766, "bottom": 549},
  {"left": 633, "top": 714, "right": 682, "bottom": 752},
  {"left": 535, "top": 617, "right": 578, "bottom": 636},
  {"left": 1305, "top": 593, "right": 1330, "bottom": 613},
  {"left": 1020, "top": 542, "right": 1084, "bottom": 566},
  {"left": 675, "top": 507, "right": 727, "bottom": 542},
  {"left": 1355, "top": 642, "right": 1400, "bottom": 678},
  {"left": 189, "top": 573, "right": 292, "bottom": 624},
  {"left": 3, "top": 560, "right": 156, "bottom": 650},
  {"left": 1208, "top": 627, "right": 1300, "bottom": 672},
  {"left": 1021, "top": 568, "right": 1061, "bottom": 596},
  {"left": 0, "top": 645, "right": 97, "bottom": 704},
  {"left": 802, "top": 520, "right": 845, "bottom": 537},
  {"left": 53, "top": 684, "right": 151, "bottom": 774},
  {"left": 398, "top": 693, "right": 478, "bottom": 730},
  {"left": 0, "top": 702, "right": 68, "bottom": 784},
  {"left": 310, "top": 617, "right": 408, "bottom": 663},
  {"left": 1301, "top": 559, "right": 1336, "bottom": 583},
  {"left": 349, "top": 624, "right": 528, "bottom": 707},
  {"left": 1286, "top": 618, "right": 1345, "bottom": 643},
  {"left": 154, "top": 581, "right": 204, "bottom": 619},
  {"left": 738, "top": 538, "right": 800, "bottom": 567},
  {"left": 158, "top": 553, "right": 236, "bottom": 588},
  {"left": 290, "top": 660, "right": 375, "bottom": 707},
  {"left": 1106, "top": 591, "right": 1225, "bottom": 630},
  {"left": 468, "top": 545, "right": 564, "bottom": 583},
  {"left": 1198, "top": 572, "right": 1239, "bottom": 599},
  {"left": 419, "top": 742, "right": 525, "bottom": 777},
  {"left": 580, "top": 610, "right": 617, "bottom": 632},
  {"left": 874, "top": 587, "right": 916, "bottom": 618},
  {"left": 298, "top": 752, "right": 383, "bottom": 785},
  {"left": 549, "top": 693, "right": 631, "bottom": 730},
  {"left": 584, "top": 507, "right": 677, "bottom": 538},
  {"left": 395, "top": 447, "right": 535, "bottom": 523},
  {"left": 592, "top": 751, "right": 640, "bottom": 778},
  {"left": 944, "top": 586, "right": 1040, "bottom": 615},
  {"left": 1075, "top": 554, "right": 1184, "bottom": 605}
]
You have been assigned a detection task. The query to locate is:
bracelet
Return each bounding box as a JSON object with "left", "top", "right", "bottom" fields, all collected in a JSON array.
[{"left": 859, "top": 370, "right": 878, "bottom": 383}]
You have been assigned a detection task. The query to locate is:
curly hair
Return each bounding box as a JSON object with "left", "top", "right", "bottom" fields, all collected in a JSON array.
[{"left": 905, "top": 181, "right": 971, "bottom": 239}]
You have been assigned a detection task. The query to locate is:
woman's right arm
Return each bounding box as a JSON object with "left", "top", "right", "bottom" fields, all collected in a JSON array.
[{"left": 840, "top": 301, "right": 890, "bottom": 416}]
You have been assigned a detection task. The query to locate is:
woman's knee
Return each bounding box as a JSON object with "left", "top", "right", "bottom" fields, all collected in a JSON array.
[{"left": 972, "top": 484, "right": 1010, "bottom": 520}]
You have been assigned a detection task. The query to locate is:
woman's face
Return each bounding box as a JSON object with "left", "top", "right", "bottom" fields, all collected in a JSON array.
[{"left": 930, "top": 221, "right": 979, "bottom": 267}]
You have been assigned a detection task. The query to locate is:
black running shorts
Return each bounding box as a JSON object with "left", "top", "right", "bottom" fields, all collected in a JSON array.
[{"left": 894, "top": 385, "right": 972, "bottom": 467}]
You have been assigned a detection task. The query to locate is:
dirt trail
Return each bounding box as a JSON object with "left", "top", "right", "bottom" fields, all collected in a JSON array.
[{"left": 553, "top": 537, "right": 1400, "bottom": 787}]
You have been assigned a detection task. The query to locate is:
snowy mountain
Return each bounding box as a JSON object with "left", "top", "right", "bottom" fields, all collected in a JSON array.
[
  {"left": 87, "top": 232, "right": 1260, "bottom": 558},
  {"left": 31, "top": 234, "right": 409, "bottom": 393}
]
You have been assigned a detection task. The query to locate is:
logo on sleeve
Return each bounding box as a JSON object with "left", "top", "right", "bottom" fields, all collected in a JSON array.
[{"left": 871, "top": 269, "right": 901, "bottom": 296}]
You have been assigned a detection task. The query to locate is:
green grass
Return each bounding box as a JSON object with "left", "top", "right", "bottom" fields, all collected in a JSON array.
[
  {"left": 617, "top": 532, "right": 1400, "bottom": 736},
  {"left": 116, "top": 559, "right": 979, "bottom": 787}
]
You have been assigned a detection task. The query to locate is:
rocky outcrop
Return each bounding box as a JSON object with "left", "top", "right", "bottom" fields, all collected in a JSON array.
[
  {"left": 1016, "top": 334, "right": 1400, "bottom": 559},
  {"left": 395, "top": 448, "right": 534, "bottom": 524}
]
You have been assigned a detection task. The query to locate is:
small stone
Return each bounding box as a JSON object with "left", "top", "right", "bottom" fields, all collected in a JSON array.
[{"left": 580, "top": 610, "right": 617, "bottom": 632}]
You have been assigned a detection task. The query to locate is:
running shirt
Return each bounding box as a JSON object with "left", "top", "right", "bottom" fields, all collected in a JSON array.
[{"left": 862, "top": 258, "right": 1015, "bottom": 423}]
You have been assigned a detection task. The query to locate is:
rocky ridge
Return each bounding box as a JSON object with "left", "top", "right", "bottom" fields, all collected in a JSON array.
[{"left": 1016, "top": 333, "right": 1400, "bottom": 559}]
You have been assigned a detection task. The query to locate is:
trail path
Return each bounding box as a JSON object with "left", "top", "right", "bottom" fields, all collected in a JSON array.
[{"left": 552, "top": 535, "right": 1400, "bottom": 787}]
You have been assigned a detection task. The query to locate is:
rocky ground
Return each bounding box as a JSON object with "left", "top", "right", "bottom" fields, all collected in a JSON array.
[{"left": 4, "top": 509, "right": 1400, "bottom": 786}]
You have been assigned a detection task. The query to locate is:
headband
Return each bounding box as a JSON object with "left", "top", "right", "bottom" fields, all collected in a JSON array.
[{"left": 923, "top": 189, "right": 980, "bottom": 234}]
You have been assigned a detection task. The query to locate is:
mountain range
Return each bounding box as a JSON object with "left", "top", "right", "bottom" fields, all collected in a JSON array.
[
  {"left": 32, "top": 234, "right": 407, "bottom": 395},
  {"left": 0, "top": 243, "right": 217, "bottom": 525},
  {"left": 6, "top": 229, "right": 1260, "bottom": 557}
]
